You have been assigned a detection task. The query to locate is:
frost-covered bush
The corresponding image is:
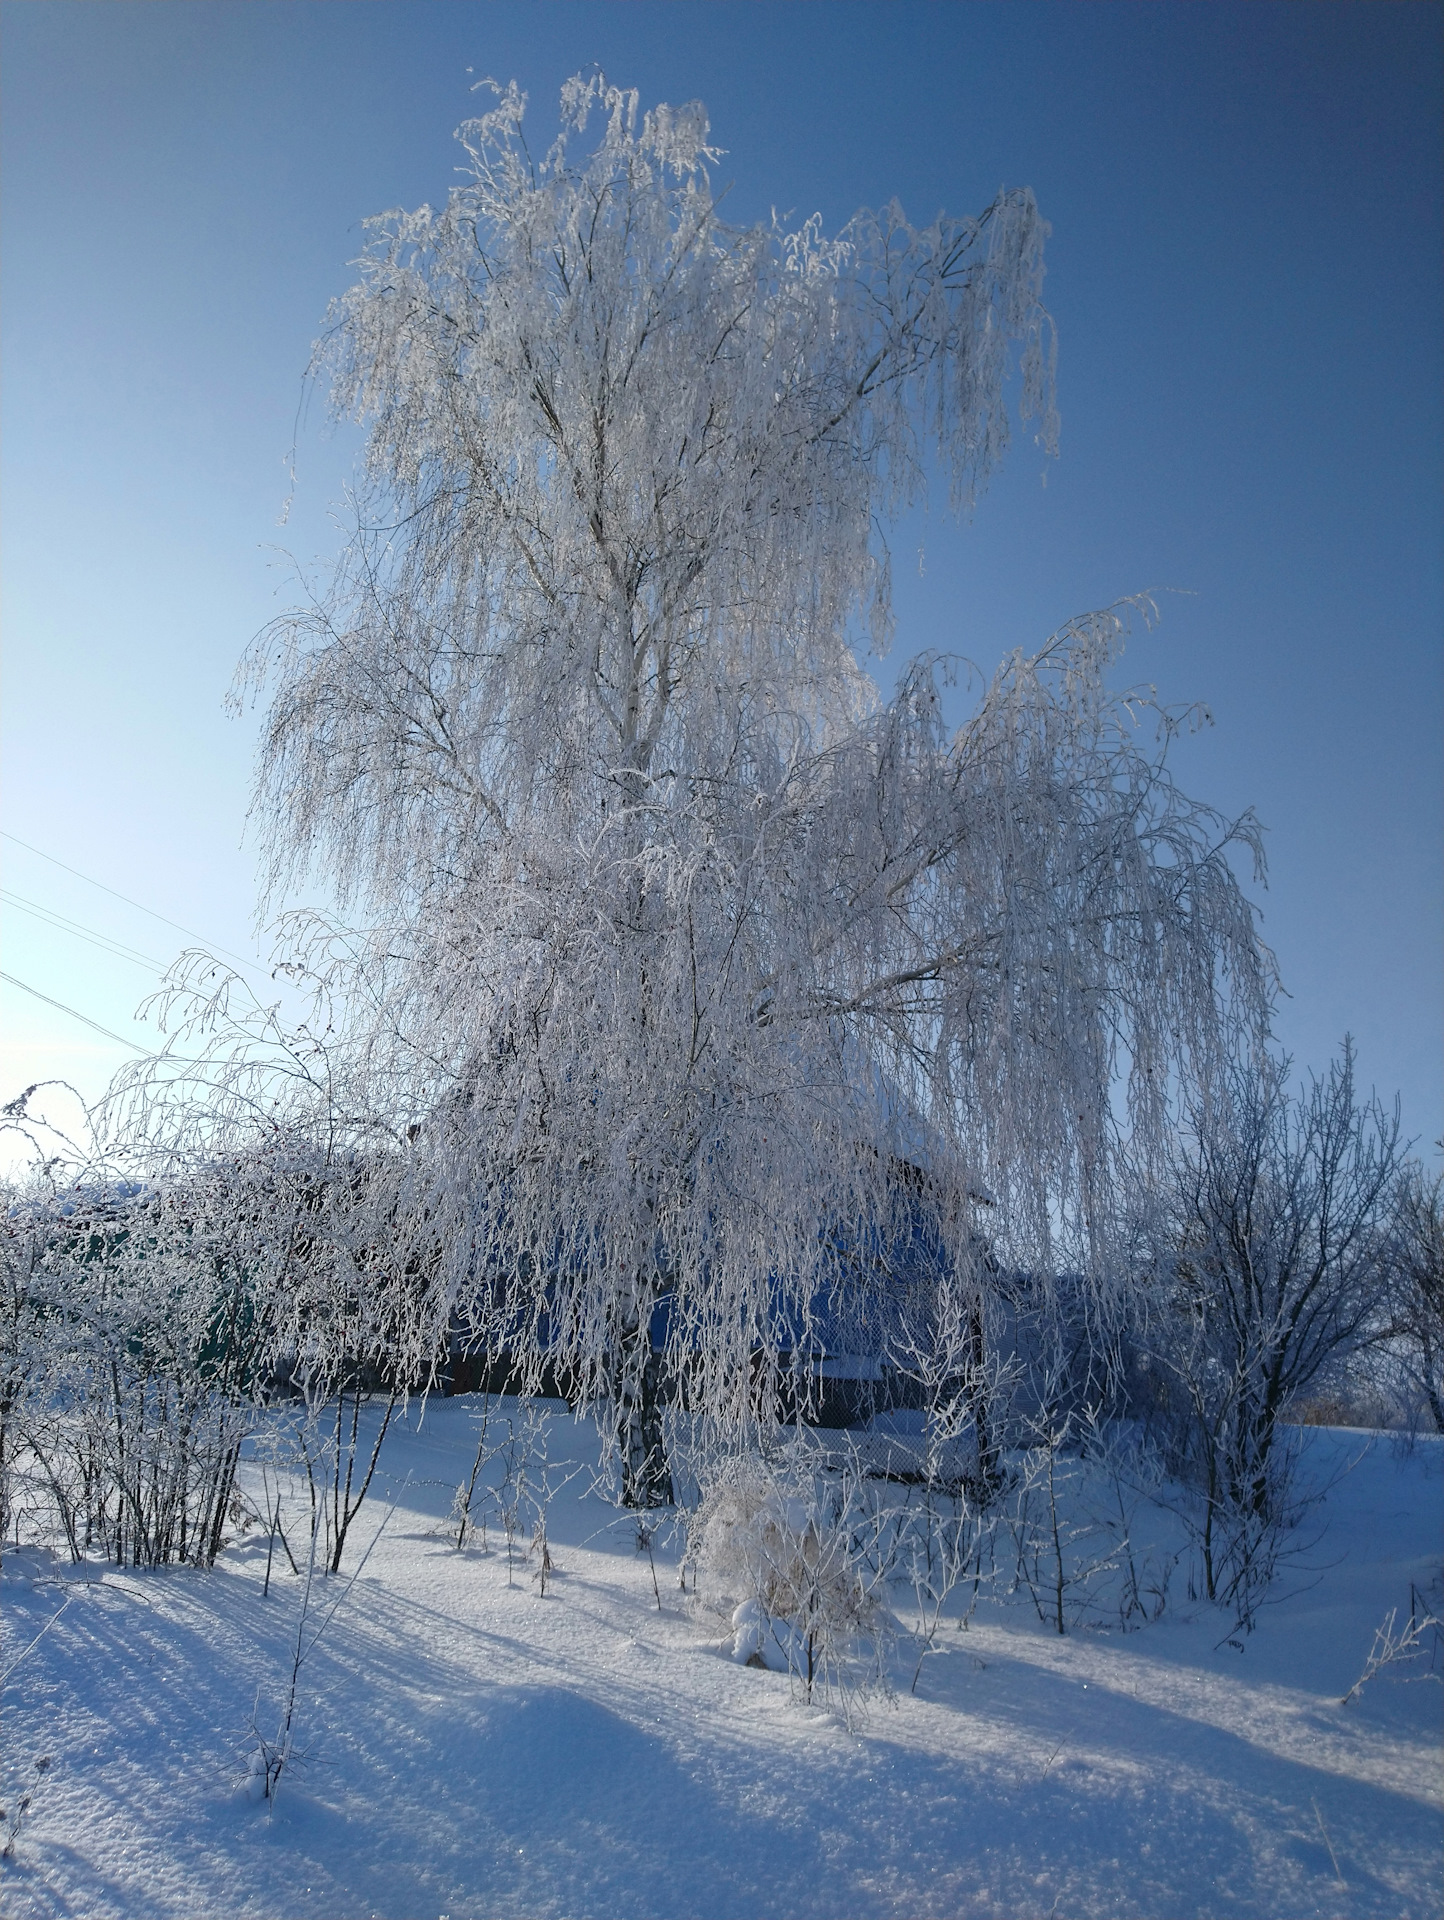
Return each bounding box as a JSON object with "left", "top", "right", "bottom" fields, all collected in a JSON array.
[
  {"left": 4, "top": 1176, "right": 275, "bottom": 1568},
  {"left": 0, "top": 1198, "right": 50, "bottom": 1562},
  {"left": 3, "top": 1144, "right": 410, "bottom": 1571},
  {"left": 691, "top": 1452, "right": 893, "bottom": 1712}
]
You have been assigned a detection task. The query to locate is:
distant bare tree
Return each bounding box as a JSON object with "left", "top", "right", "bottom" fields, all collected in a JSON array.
[
  {"left": 1140, "top": 1042, "right": 1401, "bottom": 1601},
  {"left": 1388, "top": 1158, "right": 1444, "bottom": 1431}
]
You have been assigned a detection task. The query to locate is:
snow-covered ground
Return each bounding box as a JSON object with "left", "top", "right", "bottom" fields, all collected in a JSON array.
[{"left": 3, "top": 1402, "right": 1440, "bottom": 1919}]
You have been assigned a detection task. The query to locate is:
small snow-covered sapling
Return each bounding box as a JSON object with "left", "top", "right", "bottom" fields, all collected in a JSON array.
[{"left": 1340, "top": 1603, "right": 1444, "bottom": 1705}]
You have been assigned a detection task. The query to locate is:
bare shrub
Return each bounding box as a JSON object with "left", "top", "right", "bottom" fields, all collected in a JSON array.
[
  {"left": 1340, "top": 1597, "right": 1444, "bottom": 1706},
  {"left": 1387, "top": 1161, "right": 1444, "bottom": 1432},
  {"left": 1135, "top": 1043, "right": 1401, "bottom": 1628}
]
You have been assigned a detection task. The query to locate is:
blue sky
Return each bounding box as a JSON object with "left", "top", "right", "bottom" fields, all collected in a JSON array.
[{"left": 2, "top": 0, "right": 1440, "bottom": 1167}]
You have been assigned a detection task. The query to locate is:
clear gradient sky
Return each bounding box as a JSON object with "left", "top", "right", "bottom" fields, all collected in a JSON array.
[{"left": 2, "top": 1, "right": 1441, "bottom": 1171}]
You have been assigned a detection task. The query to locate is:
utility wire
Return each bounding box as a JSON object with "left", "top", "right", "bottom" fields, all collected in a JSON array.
[
  {"left": 0, "top": 969, "right": 156, "bottom": 1053},
  {"left": 1, "top": 971, "right": 227, "bottom": 1075},
  {"left": 0, "top": 831, "right": 266, "bottom": 977},
  {"left": 2, "top": 890, "right": 166, "bottom": 972}
]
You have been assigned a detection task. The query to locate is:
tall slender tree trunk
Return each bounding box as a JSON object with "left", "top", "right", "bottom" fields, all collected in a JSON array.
[
  {"left": 613, "top": 1288, "right": 673, "bottom": 1510},
  {"left": 1419, "top": 1325, "right": 1444, "bottom": 1433},
  {"left": 967, "top": 1292, "right": 1000, "bottom": 1492},
  {"left": 605, "top": 737, "right": 676, "bottom": 1511}
]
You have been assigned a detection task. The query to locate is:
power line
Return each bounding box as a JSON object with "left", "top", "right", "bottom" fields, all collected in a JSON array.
[
  {"left": 2, "top": 890, "right": 166, "bottom": 972},
  {"left": 0, "top": 971, "right": 206, "bottom": 1072},
  {"left": 0, "top": 969, "right": 152, "bottom": 1052},
  {"left": 0, "top": 831, "right": 266, "bottom": 977}
]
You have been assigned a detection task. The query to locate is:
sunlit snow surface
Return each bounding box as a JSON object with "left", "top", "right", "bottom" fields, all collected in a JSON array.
[{"left": 3, "top": 1407, "right": 1439, "bottom": 1919}]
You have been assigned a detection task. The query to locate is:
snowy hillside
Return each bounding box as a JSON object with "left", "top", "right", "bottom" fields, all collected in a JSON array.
[{"left": 3, "top": 1404, "right": 1440, "bottom": 1920}]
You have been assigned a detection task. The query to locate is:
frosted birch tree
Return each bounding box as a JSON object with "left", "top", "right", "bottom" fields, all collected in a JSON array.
[{"left": 208, "top": 75, "right": 1270, "bottom": 1503}]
